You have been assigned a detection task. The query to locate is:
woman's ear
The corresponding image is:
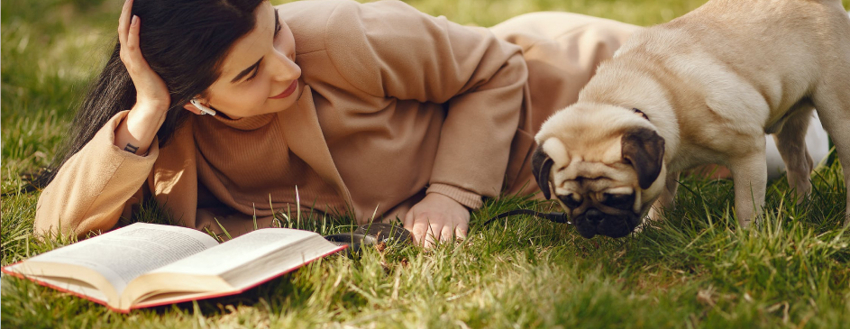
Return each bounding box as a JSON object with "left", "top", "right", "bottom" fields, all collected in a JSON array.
[{"left": 183, "top": 102, "right": 203, "bottom": 115}]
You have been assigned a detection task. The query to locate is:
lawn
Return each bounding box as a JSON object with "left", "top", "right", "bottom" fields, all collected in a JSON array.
[{"left": 3, "top": 0, "right": 850, "bottom": 328}]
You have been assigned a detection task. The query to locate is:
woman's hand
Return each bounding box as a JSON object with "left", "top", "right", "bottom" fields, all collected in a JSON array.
[
  {"left": 404, "top": 193, "right": 470, "bottom": 248},
  {"left": 113, "top": 0, "right": 171, "bottom": 155}
]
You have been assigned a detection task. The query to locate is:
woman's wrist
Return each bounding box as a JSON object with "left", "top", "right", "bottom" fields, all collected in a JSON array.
[
  {"left": 113, "top": 103, "right": 168, "bottom": 155},
  {"left": 426, "top": 183, "right": 483, "bottom": 210}
]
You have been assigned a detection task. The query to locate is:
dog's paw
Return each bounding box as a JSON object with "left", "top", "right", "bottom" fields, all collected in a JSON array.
[
  {"left": 739, "top": 217, "right": 751, "bottom": 229},
  {"left": 648, "top": 207, "right": 665, "bottom": 222},
  {"left": 631, "top": 216, "right": 661, "bottom": 235}
]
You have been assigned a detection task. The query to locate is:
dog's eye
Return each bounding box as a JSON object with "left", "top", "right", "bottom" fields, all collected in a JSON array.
[
  {"left": 602, "top": 193, "right": 635, "bottom": 209},
  {"left": 558, "top": 194, "right": 582, "bottom": 209}
]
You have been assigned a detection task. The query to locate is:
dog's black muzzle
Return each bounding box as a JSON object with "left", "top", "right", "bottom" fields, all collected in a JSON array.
[{"left": 573, "top": 208, "right": 640, "bottom": 239}]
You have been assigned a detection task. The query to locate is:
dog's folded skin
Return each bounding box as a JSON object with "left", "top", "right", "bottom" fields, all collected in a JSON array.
[{"left": 533, "top": 0, "right": 850, "bottom": 238}]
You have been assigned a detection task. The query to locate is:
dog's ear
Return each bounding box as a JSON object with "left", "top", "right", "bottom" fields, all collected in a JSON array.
[
  {"left": 532, "top": 144, "right": 555, "bottom": 199},
  {"left": 621, "top": 128, "right": 665, "bottom": 189}
]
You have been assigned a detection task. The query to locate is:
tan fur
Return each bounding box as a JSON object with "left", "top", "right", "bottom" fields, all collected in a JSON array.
[{"left": 536, "top": 0, "right": 850, "bottom": 232}]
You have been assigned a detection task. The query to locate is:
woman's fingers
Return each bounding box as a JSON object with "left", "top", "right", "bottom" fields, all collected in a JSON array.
[
  {"left": 439, "top": 217, "right": 467, "bottom": 242},
  {"left": 121, "top": 15, "right": 146, "bottom": 75},
  {"left": 409, "top": 215, "right": 466, "bottom": 248},
  {"left": 453, "top": 221, "right": 468, "bottom": 241},
  {"left": 404, "top": 210, "right": 430, "bottom": 246},
  {"left": 125, "top": 15, "right": 142, "bottom": 65},
  {"left": 404, "top": 193, "right": 471, "bottom": 248},
  {"left": 114, "top": 7, "right": 171, "bottom": 112},
  {"left": 117, "top": 0, "right": 133, "bottom": 46},
  {"left": 427, "top": 222, "right": 444, "bottom": 247},
  {"left": 121, "top": 16, "right": 159, "bottom": 99},
  {"left": 440, "top": 225, "right": 454, "bottom": 243},
  {"left": 410, "top": 218, "right": 433, "bottom": 247},
  {"left": 403, "top": 211, "right": 415, "bottom": 231},
  {"left": 117, "top": 0, "right": 151, "bottom": 77},
  {"left": 408, "top": 215, "right": 440, "bottom": 248}
]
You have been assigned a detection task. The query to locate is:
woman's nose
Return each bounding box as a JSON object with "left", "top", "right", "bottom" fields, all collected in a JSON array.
[{"left": 269, "top": 51, "right": 301, "bottom": 82}]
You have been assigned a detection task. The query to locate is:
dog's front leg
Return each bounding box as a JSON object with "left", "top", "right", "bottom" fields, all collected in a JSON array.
[
  {"left": 729, "top": 150, "right": 768, "bottom": 228},
  {"left": 648, "top": 172, "right": 679, "bottom": 222}
]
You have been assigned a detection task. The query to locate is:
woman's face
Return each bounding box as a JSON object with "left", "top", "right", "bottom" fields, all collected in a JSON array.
[{"left": 200, "top": 1, "right": 300, "bottom": 119}]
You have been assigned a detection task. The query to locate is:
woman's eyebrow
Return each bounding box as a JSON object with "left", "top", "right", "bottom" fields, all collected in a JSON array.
[
  {"left": 231, "top": 57, "right": 263, "bottom": 83},
  {"left": 231, "top": 8, "right": 278, "bottom": 84}
]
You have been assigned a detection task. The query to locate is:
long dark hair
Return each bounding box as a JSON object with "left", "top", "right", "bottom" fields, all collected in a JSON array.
[{"left": 39, "top": 0, "right": 264, "bottom": 186}]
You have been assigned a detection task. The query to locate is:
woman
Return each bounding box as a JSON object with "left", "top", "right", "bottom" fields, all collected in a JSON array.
[{"left": 34, "top": 0, "right": 639, "bottom": 247}]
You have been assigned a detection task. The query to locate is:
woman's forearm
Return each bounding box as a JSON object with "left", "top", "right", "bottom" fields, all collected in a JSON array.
[
  {"left": 113, "top": 102, "right": 168, "bottom": 155},
  {"left": 36, "top": 111, "right": 159, "bottom": 238},
  {"left": 112, "top": 6, "right": 172, "bottom": 155}
]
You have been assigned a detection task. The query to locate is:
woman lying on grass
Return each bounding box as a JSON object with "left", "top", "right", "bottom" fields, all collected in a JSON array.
[{"left": 34, "top": 0, "right": 638, "bottom": 247}]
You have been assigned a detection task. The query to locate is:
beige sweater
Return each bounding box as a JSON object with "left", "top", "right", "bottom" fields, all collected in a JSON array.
[{"left": 34, "top": 0, "right": 639, "bottom": 238}]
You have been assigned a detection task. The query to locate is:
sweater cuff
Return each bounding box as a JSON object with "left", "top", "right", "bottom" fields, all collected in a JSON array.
[{"left": 426, "top": 183, "right": 484, "bottom": 209}]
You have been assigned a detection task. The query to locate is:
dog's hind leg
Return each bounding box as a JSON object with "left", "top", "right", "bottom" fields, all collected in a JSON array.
[
  {"left": 729, "top": 141, "right": 768, "bottom": 228},
  {"left": 812, "top": 11, "right": 850, "bottom": 225},
  {"left": 812, "top": 87, "right": 850, "bottom": 226},
  {"left": 772, "top": 103, "right": 815, "bottom": 203}
]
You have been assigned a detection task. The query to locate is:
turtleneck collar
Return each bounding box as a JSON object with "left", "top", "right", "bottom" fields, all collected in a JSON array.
[{"left": 211, "top": 112, "right": 277, "bottom": 131}]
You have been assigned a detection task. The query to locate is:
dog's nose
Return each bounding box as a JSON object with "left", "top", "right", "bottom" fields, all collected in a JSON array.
[{"left": 585, "top": 209, "right": 604, "bottom": 224}]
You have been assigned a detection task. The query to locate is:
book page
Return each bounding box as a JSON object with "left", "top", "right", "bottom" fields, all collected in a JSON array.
[
  {"left": 123, "top": 229, "right": 342, "bottom": 308},
  {"left": 148, "top": 229, "right": 320, "bottom": 276},
  {"left": 25, "top": 223, "right": 218, "bottom": 294},
  {"left": 29, "top": 275, "right": 109, "bottom": 304}
]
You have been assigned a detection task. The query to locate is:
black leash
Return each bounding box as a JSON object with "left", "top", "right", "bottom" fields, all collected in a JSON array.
[{"left": 481, "top": 209, "right": 571, "bottom": 227}]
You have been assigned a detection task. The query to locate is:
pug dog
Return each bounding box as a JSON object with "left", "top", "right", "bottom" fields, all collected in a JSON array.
[{"left": 532, "top": 0, "right": 850, "bottom": 239}]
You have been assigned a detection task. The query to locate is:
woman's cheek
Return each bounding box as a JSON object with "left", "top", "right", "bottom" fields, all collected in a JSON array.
[
  {"left": 245, "top": 84, "right": 271, "bottom": 110},
  {"left": 258, "top": 85, "right": 274, "bottom": 107}
]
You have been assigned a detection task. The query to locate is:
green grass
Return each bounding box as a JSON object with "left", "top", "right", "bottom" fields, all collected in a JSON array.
[{"left": 3, "top": 0, "right": 850, "bottom": 328}]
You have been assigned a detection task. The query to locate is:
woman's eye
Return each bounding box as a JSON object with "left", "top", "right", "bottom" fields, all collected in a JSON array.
[
  {"left": 274, "top": 9, "right": 282, "bottom": 37},
  {"left": 244, "top": 67, "right": 259, "bottom": 82},
  {"left": 602, "top": 193, "right": 634, "bottom": 209}
]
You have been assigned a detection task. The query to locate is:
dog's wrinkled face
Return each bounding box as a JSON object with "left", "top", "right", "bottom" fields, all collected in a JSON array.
[{"left": 533, "top": 105, "right": 666, "bottom": 238}]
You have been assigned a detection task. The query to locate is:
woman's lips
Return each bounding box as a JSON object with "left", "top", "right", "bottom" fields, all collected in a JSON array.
[{"left": 270, "top": 80, "right": 298, "bottom": 99}]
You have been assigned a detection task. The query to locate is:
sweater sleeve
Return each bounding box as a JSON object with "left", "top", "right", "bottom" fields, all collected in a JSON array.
[
  {"left": 326, "top": 0, "right": 528, "bottom": 206},
  {"left": 34, "top": 111, "right": 159, "bottom": 238}
]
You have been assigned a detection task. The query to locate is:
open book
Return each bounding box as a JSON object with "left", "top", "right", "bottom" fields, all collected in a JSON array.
[{"left": 2, "top": 223, "right": 345, "bottom": 312}]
